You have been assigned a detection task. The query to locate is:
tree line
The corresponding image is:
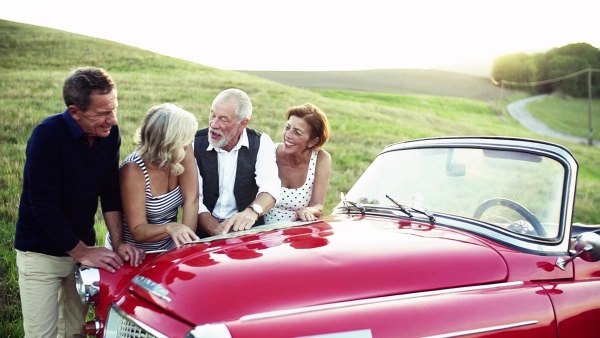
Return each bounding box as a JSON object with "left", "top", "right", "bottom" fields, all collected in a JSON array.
[{"left": 492, "top": 42, "right": 600, "bottom": 98}]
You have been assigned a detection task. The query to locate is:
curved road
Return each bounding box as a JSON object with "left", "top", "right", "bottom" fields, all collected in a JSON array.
[{"left": 507, "top": 94, "right": 600, "bottom": 147}]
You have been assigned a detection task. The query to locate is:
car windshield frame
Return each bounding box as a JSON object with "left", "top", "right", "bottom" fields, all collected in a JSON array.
[{"left": 335, "top": 137, "right": 578, "bottom": 254}]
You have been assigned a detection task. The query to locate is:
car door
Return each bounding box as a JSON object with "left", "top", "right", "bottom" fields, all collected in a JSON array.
[{"left": 546, "top": 258, "right": 600, "bottom": 338}]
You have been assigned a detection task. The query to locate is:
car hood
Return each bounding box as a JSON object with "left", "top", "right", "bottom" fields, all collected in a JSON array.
[{"left": 129, "top": 216, "right": 507, "bottom": 325}]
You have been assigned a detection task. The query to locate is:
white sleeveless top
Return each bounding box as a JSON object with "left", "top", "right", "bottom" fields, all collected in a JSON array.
[{"left": 264, "top": 145, "right": 318, "bottom": 224}]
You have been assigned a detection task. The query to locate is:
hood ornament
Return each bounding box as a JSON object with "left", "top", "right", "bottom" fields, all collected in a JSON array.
[{"left": 132, "top": 275, "right": 171, "bottom": 302}]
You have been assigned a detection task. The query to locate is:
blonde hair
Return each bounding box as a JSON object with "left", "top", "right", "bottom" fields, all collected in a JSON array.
[{"left": 135, "top": 103, "right": 198, "bottom": 175}]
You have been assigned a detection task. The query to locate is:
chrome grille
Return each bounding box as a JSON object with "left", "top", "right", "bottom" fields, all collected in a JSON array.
[
  {"left": 104, "top": 306, "right": 166, "bottom": 338},
  {"left": 115, "top": 319, "right": 155, "bottom": 338}
]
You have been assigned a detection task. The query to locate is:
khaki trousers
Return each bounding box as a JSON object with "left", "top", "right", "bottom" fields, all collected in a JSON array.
[{"left": 16, "top": 250, "right": 88, "bottom": 338}]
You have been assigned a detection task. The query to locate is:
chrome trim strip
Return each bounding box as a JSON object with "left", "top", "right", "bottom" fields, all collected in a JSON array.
[
  {"left": 423, "top": 320, "right": 538, "bottom": 338},
  {"left": 109, "top": 305, "right": 169, "bottom": 338},
  {"left": 187, "top": 323, "right": 233, "bottom": 338},
  {"left": 146, "top": 249, "right": 168, "bottom": 254},
  {"left": 132, "top": 275, "right": 171, "bottom": 302},
  {"left": 240, "top": 281, "right": 524, "bottom": 322}
]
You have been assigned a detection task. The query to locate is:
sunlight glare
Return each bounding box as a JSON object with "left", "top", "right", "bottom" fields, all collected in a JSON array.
[{"left": 1, "top": 0, "right": 599, "bottom": 71}]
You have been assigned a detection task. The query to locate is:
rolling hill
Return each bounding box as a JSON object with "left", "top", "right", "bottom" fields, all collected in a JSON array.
[{"left": 239, "top": 68, "right": 507, "bottom": 101}]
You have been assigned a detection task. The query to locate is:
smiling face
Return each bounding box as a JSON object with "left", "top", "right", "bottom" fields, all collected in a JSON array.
[
  {"left": 70, "top": 90, "right": 118, "bottom": 142},
  {"left": 208, "top": 99, "right": 247, "bottom": 151},
  {"left": 282, "top": 115, "right": 318, "bottom": 153}
]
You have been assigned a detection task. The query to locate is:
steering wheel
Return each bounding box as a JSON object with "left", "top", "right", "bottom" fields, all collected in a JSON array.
[{"left": 473, "top": 197, "right": 547, "bottom": 237}]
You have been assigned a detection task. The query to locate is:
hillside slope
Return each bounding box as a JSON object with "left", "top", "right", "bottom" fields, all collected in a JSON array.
[{"left": 239, "top": 68, "right": 509, "bottom": 101}]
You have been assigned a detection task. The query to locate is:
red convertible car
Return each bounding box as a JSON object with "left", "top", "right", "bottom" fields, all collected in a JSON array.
[{"left": 76, "top": 137, "right": 600, "bottom": 337}]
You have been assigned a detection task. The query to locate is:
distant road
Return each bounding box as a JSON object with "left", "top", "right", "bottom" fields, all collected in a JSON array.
[
  {"left": 242, "top": 69, "right": 597, "bottom": 145},
  {"left": 239, "top": 69, "right": 509, "bottom": 101},
  {"left": 507, "top": 94, "right": 600, "bottom": 146}
]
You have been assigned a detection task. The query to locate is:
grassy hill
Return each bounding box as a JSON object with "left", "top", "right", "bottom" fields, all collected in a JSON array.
[
  {"left": 1, "top": 19, "right": 600, "bottom": 336},
  {"left": 239, "top": 68, "right": 508, "bottom": 101}
]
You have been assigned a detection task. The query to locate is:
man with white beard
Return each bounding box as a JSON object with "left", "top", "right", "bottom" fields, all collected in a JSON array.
[{"left": 193, "top": 88, "right": 281, "bottom": 238}]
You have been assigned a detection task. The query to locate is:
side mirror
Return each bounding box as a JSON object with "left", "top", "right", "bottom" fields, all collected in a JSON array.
[
  {"left": 574, "top": 232, "right": 600, "bottom": 262},
  {"left": 556, "top": 232, "right": 600, "bottom": 270}
]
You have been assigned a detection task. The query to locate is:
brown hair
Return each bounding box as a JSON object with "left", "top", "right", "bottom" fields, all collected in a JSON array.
[
  {"left": 63, "top": 67, "right": 116, "bottom": 111},
  {"left": 286, "top": 103, "right": 330, "bottom": 150}
]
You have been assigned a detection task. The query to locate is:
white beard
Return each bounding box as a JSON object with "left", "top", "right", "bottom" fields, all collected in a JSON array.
[{"left": 208, "top": 128, "right": 227, "bottom": 148}]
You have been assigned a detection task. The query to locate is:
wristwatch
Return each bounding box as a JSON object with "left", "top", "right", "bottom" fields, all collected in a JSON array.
[{"left": 249, "top": 203, "right": 263, "bottom": 217}]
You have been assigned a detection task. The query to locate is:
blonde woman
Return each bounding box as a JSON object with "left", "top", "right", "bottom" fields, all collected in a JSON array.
[{"left": 108, "top": 103, "right": 199, "bottom": 251}]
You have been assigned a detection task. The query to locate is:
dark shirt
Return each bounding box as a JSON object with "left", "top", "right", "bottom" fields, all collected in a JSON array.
[{"left": 15, "top": 110, "right": 122, "bottom": 256}]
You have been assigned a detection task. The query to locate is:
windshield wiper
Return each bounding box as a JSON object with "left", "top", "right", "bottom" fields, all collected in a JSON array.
[
  {"left": 340, "top": 192, "right": 366, "bottom": 213},
  {"left": 410, "top": 207, "right": 436, "bottom": 223},
  {"left": 386, "top": 194, "right": 436, "bottom": 223},
  {"left": 385, "top": 195, "right": 413, "bottom": 218},
  {"left": 345, "top": 200, "right": 366, "bottom": 213}
]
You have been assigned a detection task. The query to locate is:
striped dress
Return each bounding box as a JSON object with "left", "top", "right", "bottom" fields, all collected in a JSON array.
[{"left": 120, "top": 151, "right": 184, "bottom": 251}]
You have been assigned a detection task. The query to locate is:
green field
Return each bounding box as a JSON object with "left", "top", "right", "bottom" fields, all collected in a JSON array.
[
  {"left": 1, "top": 19, "right": 600, "bottom": 337},
  {"left": 528, "top": 95, "right": 600, "bottom": 140}
]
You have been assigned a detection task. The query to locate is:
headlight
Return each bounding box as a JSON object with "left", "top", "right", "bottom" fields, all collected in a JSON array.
[{"left": 75, "top": 267, "right": 100, "bottom": 305}]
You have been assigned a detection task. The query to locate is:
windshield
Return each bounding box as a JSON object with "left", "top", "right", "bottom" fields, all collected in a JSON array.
[{"left": 342, "top": 146, "right": 565, "bottom": 239}]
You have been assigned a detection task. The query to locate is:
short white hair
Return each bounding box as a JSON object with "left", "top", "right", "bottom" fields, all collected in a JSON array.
[{"left": 212, "top": 88, "right": 253, "bottom": 121}]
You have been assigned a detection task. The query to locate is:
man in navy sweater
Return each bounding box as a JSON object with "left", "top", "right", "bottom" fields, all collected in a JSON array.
[{"left": 14, "top": 67, "right": 145, "bottom": 338}]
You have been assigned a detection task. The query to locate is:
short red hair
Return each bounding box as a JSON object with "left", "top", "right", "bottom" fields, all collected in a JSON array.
[{"left": 286, "top": 103, "right": 330, "bottom": 150}]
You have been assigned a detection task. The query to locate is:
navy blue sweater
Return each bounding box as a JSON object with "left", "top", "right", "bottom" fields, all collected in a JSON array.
[{"left": 15, "top": 110, "right": 122, "bottom": 256}]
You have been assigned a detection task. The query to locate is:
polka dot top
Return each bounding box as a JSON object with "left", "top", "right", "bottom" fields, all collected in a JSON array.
[{"left": 264, "top": 145, "right": 318, "bottom": 224}]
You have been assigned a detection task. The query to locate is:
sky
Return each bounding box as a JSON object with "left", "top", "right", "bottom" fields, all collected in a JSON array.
[{"left": 1, "top": 0, "right": 599, "bottom": 71}]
